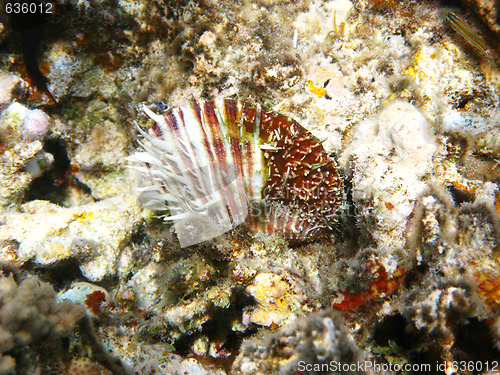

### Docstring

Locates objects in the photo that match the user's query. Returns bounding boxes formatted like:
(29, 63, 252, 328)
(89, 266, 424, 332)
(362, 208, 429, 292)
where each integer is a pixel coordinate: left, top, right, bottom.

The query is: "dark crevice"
(446, 183, 475, 205)
(173, 286, 257, 371)
(22, 258, 85, 291)
(373, 313, 416, 350)
(372, 313, 444, 375)
(454, 318, 500, 367)
(24, 138, 92, 205)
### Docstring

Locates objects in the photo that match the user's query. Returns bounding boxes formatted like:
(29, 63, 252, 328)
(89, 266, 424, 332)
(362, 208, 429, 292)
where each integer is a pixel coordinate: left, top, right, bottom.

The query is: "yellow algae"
(404, 65, 428, 81)
(404, 50, 435, 84)
(73, 211, 95, 222)
(382, 93, 397, 106)
(306, 80, 326, 98)
(38, 240, 69, 264)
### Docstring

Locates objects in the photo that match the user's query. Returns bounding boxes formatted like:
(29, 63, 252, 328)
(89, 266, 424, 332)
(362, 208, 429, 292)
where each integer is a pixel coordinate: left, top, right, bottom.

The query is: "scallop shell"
(128, 100, 342, 246)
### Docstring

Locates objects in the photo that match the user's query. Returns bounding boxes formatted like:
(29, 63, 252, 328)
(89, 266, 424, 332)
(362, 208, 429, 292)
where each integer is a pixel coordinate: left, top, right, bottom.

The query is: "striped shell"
(128, 100, 342, 246)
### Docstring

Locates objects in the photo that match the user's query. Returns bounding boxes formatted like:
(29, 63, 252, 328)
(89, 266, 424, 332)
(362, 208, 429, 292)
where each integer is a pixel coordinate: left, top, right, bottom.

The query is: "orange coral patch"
(333, 262, 405, 311)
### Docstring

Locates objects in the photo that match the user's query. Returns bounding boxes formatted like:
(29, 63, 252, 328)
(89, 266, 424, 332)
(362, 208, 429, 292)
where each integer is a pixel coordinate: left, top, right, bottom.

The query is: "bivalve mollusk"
(128, 100, 343, 246)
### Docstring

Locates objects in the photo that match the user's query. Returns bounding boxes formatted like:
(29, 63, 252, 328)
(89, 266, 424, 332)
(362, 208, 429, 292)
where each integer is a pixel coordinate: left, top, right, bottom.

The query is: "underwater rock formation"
(342, 100, 437, 254)
(0, 195, 142, 280)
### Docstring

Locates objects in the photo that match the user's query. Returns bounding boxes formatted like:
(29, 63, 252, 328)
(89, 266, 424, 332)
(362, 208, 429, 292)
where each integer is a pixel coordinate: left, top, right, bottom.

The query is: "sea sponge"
(0, 274, 85, 374)
(232, 309, 364, 374)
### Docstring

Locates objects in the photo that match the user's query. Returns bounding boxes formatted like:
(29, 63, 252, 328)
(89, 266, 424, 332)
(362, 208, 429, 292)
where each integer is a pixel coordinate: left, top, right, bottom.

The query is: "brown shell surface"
(241, 104, 343, 238)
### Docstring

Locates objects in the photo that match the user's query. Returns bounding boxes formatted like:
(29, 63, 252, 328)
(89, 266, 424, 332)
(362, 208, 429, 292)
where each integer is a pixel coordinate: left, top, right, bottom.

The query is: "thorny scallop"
(128, 99, 343, 245)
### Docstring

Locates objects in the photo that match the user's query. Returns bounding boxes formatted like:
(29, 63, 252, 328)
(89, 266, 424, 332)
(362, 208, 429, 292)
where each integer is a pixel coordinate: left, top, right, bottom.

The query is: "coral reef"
(245, 271, 307, 327)
(0, 102, 54, 206)
(460, 0, 500, 35)
(66, 357, 109, 375)
(59, 282, 112, 316)
(0, 140, 45, 207)
(0, 0, 499, 373)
